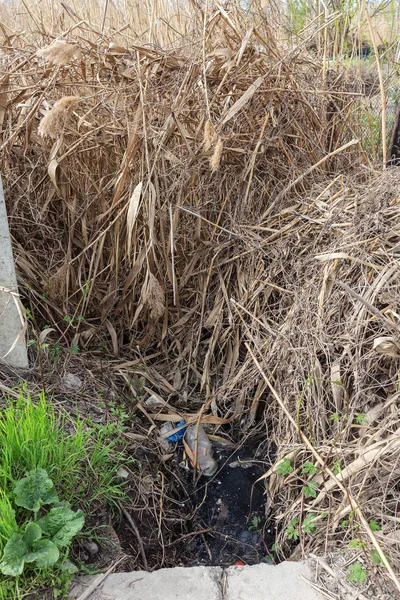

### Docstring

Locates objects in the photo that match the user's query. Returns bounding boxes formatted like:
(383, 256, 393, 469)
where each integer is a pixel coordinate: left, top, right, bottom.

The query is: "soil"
(186, 445, 275, 567)
(0, 362, 276, 578)
(311, 553, 399, 600)
(114, 441, 275, 570)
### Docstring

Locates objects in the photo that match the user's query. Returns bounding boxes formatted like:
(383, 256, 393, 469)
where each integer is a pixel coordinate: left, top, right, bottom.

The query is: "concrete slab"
(69, 563, 321, 600)
(0, 175, 28, 369)
(225, 562, 320, 600)
(69, 566, 224, 600)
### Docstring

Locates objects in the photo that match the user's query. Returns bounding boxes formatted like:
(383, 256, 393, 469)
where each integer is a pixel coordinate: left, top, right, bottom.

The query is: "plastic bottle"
(185, 424, 218, 476)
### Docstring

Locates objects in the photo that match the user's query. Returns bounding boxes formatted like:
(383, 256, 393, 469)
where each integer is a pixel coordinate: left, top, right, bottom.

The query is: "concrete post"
(0, 175, 28, 369)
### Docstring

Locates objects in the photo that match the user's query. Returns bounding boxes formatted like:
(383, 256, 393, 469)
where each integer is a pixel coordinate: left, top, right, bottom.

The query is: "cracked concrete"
(69, 562, 322, 600)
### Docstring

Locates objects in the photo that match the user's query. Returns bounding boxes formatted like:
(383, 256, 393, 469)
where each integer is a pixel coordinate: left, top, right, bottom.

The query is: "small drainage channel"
(185, 444, 275, 567)
(70, 439, 290, 600)
(114, 439, 277, 571)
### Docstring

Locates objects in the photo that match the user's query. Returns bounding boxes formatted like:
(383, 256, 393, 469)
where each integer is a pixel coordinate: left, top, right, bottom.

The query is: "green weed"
(0, 387, 127, 511)
(0, 388, 130, 598)
(349, 539, 365, 550)
(369, 520, 381, 532)
(276, 458, 293, 476)
(302, 513, 317, 535)
(285, 513, 318, 542)
(348, 562, 367, 585)
(248, 516, 262, 532)
(333, 461, 342, 475)
(355, 413, 368, 425)
(0, 469, 84, 599)
(302, 481, 318, 499)
(286, 517, 300, 541)
(301, 461, 317, 476)
(0, 494, 18, 554)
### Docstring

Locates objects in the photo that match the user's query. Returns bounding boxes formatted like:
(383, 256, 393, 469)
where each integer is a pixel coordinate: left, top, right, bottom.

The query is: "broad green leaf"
(14, 469, 59, 512)
(25, 540, 59, 568)
(0, 534, 27, 576)
(22, 522, 42, 547)
(0, 519, 59, 575)
(37, 507, 84, 549)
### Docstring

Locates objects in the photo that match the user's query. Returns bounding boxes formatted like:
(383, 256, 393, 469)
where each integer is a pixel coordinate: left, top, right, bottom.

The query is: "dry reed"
(38, 96, 79, 138)
(1, 0, 400, 591)
(37, 41, 81, 66)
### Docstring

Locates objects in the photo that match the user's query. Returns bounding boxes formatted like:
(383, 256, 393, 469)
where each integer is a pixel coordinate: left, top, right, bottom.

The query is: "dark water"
(187, 445, 275, 567)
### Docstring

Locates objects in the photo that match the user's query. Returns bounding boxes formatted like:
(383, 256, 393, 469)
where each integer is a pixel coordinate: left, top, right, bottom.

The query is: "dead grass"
(1, 1, 400, 595)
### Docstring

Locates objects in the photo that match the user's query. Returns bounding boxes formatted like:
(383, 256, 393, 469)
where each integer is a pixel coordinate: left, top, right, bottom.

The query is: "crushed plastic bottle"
(185, 424, 218, 477)
(159, 421, 186, 445)
(167, 421, 186, 442)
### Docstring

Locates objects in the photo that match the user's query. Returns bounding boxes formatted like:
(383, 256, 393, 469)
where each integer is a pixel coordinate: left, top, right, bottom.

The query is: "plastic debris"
(167, 420, 186, 442)
(185, 424, 218, 477)
(159, 421, 186, 443)
(158, 423, 174, 451)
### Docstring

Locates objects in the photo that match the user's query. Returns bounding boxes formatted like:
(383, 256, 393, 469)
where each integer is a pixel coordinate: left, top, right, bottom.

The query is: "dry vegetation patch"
(1, 1, 400, 596)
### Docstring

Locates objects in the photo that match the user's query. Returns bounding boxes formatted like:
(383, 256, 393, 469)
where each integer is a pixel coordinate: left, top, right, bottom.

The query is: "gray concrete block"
(69, 562, 321, 600)
(225, 562, 320, 600)
(0, 175, 28, 369)
(69, 566, 224, 600)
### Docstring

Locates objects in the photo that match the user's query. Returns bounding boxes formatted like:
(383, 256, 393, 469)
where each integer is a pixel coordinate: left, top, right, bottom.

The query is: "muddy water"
(187, 445, 275, 567)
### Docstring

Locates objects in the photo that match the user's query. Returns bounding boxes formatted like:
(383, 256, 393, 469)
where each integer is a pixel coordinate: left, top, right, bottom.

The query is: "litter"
(185, 424, 218, 477)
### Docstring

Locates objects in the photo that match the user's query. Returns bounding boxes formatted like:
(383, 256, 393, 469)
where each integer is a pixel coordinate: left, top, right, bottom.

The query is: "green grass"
(0, 494, 18, 554)
(0, 387, 127, 511)
(0, 387, 131, 599)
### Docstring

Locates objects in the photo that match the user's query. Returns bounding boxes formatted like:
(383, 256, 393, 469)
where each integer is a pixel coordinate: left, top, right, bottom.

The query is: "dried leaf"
(315, 252, 349, 262)
(236, 28, 253, 66)
(373, 337, 400, 358)
(126, 181, 143, 255)
(314, 434, 400, 502)
(105, 320, 119, 356)
(48, 159, 60, 193)
(210, 137, 223, 172)
(108, 42, 126, 54)
(331, 360, 343, 413)
(222, 76, 264, 124)
(0, 74, 9, 136)
(39, 328, 56, 344)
